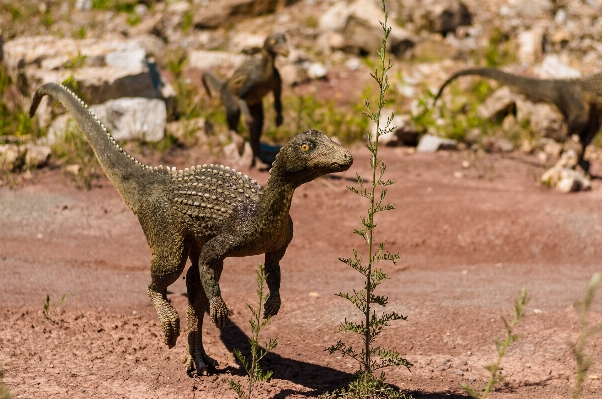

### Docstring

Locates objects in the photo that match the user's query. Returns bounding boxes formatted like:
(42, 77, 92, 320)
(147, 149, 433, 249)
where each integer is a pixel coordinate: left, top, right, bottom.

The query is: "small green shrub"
(325, 2, 412, 397)
(461, 288, 528, 399)
(572, 273, 602, 399)
(229, 263, 277, 399)
(43, 293, 67, 322)
(0, 362, 10, 399)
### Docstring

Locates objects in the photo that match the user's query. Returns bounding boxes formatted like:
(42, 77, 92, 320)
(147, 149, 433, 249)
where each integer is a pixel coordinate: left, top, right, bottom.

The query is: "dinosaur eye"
(301, 143, 310, 152)
(270, 39, 276, 45)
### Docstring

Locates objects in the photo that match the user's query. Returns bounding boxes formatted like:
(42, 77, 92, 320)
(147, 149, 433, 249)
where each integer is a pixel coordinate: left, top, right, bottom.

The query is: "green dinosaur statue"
(434, 67, 602, 171)
(29, 82, 353, 375)
(202, 33, 290, 168)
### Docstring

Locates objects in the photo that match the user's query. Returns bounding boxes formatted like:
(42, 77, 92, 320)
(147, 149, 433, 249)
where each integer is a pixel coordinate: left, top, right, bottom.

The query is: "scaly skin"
(435, 67, 602, 171)
(202, 33, 289, 167)
(30, 82, 353, 376)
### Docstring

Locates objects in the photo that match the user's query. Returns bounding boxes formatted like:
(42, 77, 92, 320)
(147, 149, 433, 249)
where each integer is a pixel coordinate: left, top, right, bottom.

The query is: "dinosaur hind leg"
(148, 238, 189, 348)
(248, 102, 264, 167)
(184, 253, 220, 375)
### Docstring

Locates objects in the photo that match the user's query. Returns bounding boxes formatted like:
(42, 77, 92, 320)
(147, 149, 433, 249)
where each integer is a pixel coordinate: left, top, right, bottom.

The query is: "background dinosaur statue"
(29, 82, 353, 376)
(202, 33, 290, 168)
(434, 67, 602, 171)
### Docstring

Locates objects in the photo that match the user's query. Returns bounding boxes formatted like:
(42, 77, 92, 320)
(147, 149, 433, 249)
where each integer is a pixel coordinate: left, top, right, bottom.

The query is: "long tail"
(201, 72, 225, 98)
(434, 67, 558, 104)
(29, 83, 159, 205)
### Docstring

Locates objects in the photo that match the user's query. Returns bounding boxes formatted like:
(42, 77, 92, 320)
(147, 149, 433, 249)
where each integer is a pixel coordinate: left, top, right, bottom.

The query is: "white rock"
(533, 54, 582, 79)
(25, 145, 52, 167)
(75, 0, 92, 11)
(105, 47, 147, 70)
(223, 141, 253, 168)
(306, 62, 328, 80)
(0, 144, 20, 170)
(345, 57, 361, 71)
(517, 28, 544, 65)
(417, 134, 457, 152)
(187, 50, 247, 71)
(50, 98, 166, 142)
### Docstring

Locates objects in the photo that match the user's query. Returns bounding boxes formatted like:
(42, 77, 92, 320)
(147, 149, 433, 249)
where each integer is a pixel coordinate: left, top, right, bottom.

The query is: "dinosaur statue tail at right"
(434, 67, 558, 104)
(201, 72, 225, 98)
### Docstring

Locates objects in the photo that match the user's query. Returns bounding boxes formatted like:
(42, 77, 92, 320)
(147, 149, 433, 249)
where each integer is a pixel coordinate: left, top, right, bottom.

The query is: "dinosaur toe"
(210, 297, 229, 328)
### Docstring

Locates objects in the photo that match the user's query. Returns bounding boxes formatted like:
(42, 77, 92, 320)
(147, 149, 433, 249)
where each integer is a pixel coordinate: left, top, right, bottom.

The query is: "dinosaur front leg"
(263, 229, 291, 318)
(199, 234, 238, 328)
(184, 257, 219, 376)
(148, 240, 189, 348)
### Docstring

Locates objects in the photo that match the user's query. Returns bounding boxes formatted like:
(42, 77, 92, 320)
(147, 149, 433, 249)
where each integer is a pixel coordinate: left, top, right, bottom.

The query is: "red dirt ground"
(1, 145, 602, 398)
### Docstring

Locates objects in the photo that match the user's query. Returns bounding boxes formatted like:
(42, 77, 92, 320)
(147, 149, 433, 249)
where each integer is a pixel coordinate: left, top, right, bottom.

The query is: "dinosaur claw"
(263, 294, 281, 319)
(209, 297, 229, 328)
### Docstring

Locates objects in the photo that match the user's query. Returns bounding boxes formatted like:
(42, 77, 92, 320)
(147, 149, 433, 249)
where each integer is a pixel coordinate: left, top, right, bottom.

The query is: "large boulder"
(413, 0, 472, 36)
(193, 0, 299, 29)
(477, 86, 516, 121)
(515, 97, 568, 141)
(49, 97, 167, 143)
(318, 0, 414, 57)
(3, 36, 174, 125)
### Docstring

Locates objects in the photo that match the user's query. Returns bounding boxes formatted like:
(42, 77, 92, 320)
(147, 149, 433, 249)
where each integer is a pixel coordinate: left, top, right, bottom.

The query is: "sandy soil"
(1, 145, 602, 399)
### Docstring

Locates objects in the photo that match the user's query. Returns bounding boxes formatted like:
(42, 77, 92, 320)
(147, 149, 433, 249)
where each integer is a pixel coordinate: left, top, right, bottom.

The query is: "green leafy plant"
(43, 293, 67, 321)
(326, 1, 412, 397)
(229, 263, 278, 399)
(461, 288, 528, 399)
(572, 272, 602, 399)
(0, 362, 10, 399)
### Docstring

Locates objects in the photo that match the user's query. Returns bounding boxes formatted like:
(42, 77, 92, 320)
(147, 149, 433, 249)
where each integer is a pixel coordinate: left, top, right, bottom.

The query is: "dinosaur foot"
(184, 351, 219, 376)
(148, 289, 181, 348)
(209, 296, 229, 328)
(263, 293, 281, 319)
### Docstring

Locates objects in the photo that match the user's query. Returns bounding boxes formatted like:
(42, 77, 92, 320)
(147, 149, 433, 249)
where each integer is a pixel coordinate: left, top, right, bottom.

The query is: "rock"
(413, 0, 472, 36)
(223, 141, 253, 168)
(24, 145, 52, 168)
(539, 138, 563, 158)
(517, 27, 545, 65)
(50, 98, 166, 143)
(105, 47, 147, 70)
(319, 0, 413, 57)
(515, 97, 567, 141)
(515, 0, 553, 19)
(482, 137, 514, 153)
(74, 0, 92, 11)
(533, 54, 582, 79)
(65, 164, 81, 176)
(541, 149, 591, 193)
(417, 134, 458, 152)
(477, 86, 516, 121)
(193, 0, 298, 29)
(306, 62, 328, 80)
(0, 144, 20, 170)
(186, 50, 247, 71)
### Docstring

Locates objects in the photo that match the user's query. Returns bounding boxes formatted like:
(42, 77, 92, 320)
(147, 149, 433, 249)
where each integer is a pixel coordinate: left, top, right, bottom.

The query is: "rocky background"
(1, 0, 602, 191)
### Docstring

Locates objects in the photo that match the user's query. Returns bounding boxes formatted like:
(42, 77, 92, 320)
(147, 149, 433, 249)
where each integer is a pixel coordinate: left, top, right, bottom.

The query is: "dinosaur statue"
(29, 82, 353, 375)
(434, 67, 602, 171)
(202, 33, 290, 168)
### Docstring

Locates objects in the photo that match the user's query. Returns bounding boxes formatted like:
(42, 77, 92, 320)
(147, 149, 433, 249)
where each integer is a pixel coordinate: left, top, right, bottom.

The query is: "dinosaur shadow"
(218, 319, 355, 395)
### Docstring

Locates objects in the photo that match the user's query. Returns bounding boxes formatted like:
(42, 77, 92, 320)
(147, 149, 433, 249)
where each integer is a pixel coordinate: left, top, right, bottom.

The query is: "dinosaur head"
(271, 129, 353, 186)
(264, 33, 290, 57)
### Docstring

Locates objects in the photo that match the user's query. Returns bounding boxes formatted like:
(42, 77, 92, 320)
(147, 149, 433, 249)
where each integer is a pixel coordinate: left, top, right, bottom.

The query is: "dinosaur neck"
(261, 167, 296, 222)
(30, 83, 158, 210)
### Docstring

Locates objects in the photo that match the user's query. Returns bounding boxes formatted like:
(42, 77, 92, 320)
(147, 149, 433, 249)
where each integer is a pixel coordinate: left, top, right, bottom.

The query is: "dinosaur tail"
(30, 83, 157, 206)
(434, 67, 556, 104)
(201, 72, 225, 98)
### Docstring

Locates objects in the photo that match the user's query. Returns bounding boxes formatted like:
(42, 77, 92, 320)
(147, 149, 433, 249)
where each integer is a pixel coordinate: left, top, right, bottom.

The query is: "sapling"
(0, 362, 9, 399)
(461, 288, 528, 399)
(43, 293, 67, 322)
(326, 1, 412, 396)
(229, 263, 277, 399)
(572, 272, 602, 399)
